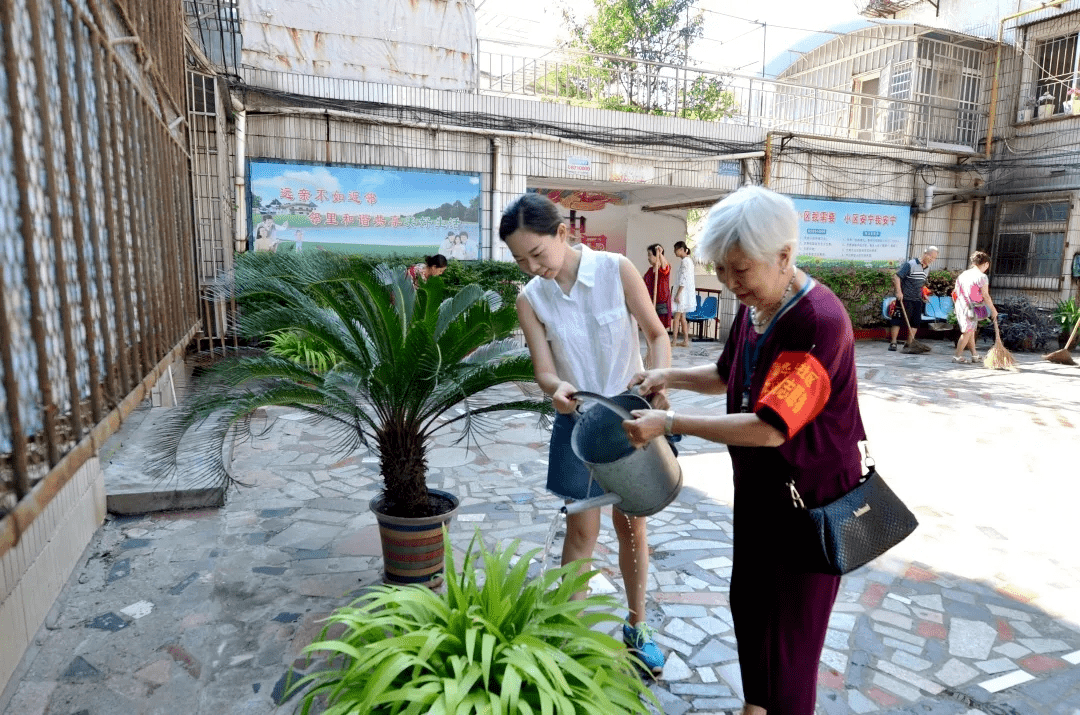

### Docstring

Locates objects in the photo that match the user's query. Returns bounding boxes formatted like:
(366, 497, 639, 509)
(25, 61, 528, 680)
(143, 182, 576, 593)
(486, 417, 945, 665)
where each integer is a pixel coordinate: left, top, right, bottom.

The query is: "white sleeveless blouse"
(521, 245, 643, 397)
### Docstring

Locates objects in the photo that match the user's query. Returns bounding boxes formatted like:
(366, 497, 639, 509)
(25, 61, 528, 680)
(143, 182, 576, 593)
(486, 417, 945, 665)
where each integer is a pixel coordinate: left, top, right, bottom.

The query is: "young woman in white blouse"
(499, 192, 670, 676)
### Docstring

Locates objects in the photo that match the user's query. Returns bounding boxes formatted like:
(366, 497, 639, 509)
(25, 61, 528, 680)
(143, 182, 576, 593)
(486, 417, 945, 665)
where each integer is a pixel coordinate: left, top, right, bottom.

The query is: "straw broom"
(897, 298, 932, 354)
(984, 315, 1017, 370)
(1044, 317, 1080, 366)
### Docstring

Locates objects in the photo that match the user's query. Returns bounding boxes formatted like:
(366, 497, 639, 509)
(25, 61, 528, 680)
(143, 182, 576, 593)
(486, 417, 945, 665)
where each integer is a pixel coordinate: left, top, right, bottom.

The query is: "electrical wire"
(233, 81, 766, 158)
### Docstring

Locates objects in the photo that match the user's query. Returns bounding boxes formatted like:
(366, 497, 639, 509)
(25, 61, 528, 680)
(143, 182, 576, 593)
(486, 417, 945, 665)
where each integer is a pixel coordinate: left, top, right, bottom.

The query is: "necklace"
(750, 270, 797, 330)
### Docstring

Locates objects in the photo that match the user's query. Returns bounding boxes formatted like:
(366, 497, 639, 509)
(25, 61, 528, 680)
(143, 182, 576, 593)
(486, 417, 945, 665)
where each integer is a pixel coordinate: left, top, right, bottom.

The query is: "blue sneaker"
(623, 622, 664, 676)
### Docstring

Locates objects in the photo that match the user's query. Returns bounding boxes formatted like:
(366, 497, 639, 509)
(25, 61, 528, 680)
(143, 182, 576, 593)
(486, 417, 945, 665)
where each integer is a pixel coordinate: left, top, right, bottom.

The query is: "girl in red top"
(643, 244, 671, 328)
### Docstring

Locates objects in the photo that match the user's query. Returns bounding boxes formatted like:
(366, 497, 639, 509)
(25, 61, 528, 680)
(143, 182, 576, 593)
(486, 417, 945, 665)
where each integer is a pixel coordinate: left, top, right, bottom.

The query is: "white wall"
(238, 0, 477, 90)
(0, 460, 105, 696)
(625, 207, 688, 275)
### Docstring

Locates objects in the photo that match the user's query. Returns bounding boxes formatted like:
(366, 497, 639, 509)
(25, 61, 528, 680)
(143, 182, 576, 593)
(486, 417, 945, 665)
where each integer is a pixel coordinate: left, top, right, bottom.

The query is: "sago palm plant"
(290, 531, 658, 714)
(152, 251, 549, 517)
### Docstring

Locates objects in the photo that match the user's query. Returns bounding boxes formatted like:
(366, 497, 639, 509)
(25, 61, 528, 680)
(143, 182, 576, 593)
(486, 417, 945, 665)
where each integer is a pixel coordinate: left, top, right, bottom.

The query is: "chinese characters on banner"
(791, 198, 910, 263)
(250, 160, 482, 257)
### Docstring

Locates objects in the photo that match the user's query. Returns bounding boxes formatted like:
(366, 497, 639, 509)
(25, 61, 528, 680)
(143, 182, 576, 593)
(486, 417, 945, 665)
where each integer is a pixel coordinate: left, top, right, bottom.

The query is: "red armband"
(755, 351, 831, 438)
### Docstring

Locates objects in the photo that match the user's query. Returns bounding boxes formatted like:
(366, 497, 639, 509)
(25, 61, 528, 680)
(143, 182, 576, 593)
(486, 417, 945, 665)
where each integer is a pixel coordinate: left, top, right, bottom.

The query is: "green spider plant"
(152, 251, 550, 517)
(290, 530, 658, 714)
(265, 329, 344, 374)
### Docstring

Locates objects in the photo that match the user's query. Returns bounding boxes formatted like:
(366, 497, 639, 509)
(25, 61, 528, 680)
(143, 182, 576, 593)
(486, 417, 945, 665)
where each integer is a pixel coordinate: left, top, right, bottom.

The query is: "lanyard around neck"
(741, 278, 813, 397)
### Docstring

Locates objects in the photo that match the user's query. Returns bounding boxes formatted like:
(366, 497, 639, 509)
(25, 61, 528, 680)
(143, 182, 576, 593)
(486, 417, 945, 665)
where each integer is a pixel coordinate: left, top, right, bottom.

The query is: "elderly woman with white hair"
(623, 185, 867, 715)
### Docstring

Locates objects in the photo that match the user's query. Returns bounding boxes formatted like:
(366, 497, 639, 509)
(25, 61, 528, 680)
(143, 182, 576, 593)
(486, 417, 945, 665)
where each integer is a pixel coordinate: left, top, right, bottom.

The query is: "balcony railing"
(476, 46, 987, 152)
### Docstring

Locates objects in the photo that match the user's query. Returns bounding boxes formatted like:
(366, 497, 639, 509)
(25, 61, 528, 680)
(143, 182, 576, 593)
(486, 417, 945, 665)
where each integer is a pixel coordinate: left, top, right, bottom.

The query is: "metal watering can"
(563, 391, 683, 517)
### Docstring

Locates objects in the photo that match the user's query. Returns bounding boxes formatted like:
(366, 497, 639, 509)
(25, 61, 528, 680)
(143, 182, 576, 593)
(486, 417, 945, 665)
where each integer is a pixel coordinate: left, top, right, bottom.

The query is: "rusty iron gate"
(0, 0, 199, 519)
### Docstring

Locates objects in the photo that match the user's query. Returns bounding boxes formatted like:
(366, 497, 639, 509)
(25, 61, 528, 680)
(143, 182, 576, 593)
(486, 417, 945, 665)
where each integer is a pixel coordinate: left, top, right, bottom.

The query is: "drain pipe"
(490, 137, 502, 261)
(968, 197, 984, 257)
(985, 0, 1069, 159)
(918, 185, 986, 213)
(232, 93, 247, 253)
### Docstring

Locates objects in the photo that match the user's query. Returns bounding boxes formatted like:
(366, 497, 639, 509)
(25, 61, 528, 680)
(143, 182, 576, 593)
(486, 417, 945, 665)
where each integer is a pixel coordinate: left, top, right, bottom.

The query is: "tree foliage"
(564, 0, 703, 70)
(555, 0, 736, 118)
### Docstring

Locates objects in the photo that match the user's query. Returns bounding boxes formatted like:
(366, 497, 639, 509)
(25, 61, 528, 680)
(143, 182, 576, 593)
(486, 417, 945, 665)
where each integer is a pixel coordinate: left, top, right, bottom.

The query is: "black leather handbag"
(788, 455, 918, 576)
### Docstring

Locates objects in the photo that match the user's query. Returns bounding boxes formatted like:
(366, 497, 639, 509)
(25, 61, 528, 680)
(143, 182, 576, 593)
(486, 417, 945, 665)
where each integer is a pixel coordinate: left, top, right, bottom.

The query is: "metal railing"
(1, 0, 199, 512)
(476, 46, 988, 152)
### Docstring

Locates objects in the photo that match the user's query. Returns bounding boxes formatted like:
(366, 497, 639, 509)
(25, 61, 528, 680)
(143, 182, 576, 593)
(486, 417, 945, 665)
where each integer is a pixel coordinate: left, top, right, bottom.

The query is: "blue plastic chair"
(922, 295, 953, 323)
(686, 295, 718, 340)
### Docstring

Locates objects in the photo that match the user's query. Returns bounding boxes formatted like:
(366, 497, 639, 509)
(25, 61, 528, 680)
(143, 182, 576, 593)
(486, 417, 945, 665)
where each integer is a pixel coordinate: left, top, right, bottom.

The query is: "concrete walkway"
(2, 336, 1079, 714)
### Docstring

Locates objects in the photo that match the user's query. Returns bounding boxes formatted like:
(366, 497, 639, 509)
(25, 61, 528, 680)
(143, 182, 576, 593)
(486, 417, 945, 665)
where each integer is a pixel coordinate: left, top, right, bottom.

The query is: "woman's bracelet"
(664, 410, 676, 436)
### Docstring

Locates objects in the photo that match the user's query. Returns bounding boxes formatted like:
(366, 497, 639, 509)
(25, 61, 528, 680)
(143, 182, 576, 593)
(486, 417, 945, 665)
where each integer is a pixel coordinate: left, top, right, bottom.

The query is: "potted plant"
(152, 252, 550, 587)
(1052, 298, 1080, 349)
(288, 532, 659, 713)
(1038, 90, 1057, 119)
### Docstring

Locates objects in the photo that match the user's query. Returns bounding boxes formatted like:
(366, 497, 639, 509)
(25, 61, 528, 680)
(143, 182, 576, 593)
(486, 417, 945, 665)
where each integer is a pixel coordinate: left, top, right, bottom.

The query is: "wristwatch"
(664, 410, 676, 436)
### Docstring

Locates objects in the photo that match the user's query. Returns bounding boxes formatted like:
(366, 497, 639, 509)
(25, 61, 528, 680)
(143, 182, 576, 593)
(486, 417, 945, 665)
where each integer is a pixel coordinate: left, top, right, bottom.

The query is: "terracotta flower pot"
(370, 489, 460, 588)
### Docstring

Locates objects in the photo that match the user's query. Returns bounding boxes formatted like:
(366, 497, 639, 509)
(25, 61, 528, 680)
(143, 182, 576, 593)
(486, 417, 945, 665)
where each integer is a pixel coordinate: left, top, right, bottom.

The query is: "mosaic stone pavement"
(3, 337, 1080, 714)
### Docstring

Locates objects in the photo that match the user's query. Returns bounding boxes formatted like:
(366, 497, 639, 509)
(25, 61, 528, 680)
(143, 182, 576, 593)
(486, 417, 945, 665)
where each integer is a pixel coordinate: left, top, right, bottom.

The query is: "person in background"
(406, 254, 448, 286)
(952, 251, 997, 363)
(256, 214, 278, 251)
(439, 230, 457, 258)
(670, 240, 697, 348)
(293, 229, 304, 253)
(622, 185, 868, 715)
(643, 244, 671, 367)
(889, 246, 938, 352)
(499, 192, 669, 677)
(457, 231, 476, 260)
(254, 223, 279, 253)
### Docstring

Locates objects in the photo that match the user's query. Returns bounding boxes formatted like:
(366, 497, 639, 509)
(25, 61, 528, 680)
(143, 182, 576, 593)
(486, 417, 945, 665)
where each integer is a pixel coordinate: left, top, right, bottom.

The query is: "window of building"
(885, 61, 914, 137)
(851, 72, 882, 141)
(1032, 34, 1078, 117)
(992, 201, 1068, 285)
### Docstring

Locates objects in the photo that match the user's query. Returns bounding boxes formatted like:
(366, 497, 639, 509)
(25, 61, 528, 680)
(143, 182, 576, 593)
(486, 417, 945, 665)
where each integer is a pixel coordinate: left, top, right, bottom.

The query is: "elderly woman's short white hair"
(695, 185, 799, 266)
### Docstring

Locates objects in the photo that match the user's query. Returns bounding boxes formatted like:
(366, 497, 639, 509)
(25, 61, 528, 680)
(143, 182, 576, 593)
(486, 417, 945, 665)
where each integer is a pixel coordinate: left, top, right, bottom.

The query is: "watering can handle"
(570, 391, 636, 421)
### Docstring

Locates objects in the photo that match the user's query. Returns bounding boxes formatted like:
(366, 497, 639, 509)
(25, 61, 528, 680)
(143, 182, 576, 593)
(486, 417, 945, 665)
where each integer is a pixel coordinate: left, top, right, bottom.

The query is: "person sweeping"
(889, 247, 938, 354)
(951, 251, 997, 364)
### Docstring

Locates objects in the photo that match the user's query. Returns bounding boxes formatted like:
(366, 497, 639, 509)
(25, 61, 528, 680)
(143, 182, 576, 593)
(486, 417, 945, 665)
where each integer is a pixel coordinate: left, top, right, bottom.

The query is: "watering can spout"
(561, 492, 622, 515)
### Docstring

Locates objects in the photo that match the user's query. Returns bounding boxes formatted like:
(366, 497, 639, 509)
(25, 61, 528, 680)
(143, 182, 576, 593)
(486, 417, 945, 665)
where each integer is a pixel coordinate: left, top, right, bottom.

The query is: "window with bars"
(1033, 34, 1077, 116)
(992, 201, 1068, 282)
(885, 61, 913, 136)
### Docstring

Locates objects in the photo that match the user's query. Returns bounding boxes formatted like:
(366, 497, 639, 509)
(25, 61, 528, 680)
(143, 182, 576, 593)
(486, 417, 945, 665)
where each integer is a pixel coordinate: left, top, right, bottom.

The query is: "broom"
(1044, 317, 1080, 366)
(984, 315, 1017, 370)
(897, 298, 932, 354)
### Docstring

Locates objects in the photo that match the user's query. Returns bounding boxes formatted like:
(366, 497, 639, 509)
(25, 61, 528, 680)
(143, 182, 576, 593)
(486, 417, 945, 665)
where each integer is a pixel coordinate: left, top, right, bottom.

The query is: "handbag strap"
(787, 441, 874, 510)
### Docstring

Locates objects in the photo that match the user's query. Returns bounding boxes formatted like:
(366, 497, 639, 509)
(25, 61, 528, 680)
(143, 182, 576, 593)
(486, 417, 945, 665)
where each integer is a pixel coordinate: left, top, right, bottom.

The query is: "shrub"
(987, 295, 1058, 351)
(291, 532, 658, 714)
(264, 330, 342, 373)
(1052, 298, 1080, 337)
(925, 269, 961, 297)
(800, 263, 894, 328)
(235, 253, 527, 333)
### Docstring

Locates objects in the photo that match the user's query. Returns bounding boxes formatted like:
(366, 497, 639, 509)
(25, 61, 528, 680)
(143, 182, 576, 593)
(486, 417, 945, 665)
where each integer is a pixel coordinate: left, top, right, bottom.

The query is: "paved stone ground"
(3, 336, 1080, 714)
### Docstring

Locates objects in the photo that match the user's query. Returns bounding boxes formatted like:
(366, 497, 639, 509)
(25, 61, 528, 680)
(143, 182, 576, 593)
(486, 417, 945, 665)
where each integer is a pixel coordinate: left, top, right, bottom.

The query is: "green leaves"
(1053, 298, 1080, 334)
(291, 531, 657, 714)
(151, 252, 551, 516)
(800, 263, 895, 328)
(558, 0, 710, 115)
